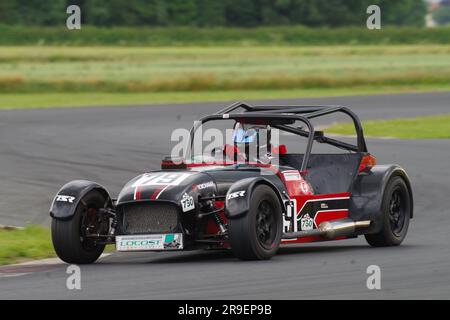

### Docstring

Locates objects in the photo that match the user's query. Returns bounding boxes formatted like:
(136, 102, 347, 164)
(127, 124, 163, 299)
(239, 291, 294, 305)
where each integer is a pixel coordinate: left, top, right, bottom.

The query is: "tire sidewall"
(246, 185, 283, 259)
(381, 176, 411, 245)
(51, 190, 107, 264)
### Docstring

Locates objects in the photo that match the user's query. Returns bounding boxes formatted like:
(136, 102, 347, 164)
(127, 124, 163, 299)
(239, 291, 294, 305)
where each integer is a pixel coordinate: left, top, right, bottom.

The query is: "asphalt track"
(0, 92, 449, 299)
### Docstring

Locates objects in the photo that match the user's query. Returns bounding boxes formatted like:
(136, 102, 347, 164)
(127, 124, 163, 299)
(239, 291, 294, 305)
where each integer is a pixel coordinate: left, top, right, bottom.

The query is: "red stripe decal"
(314, 210, 349, 226)
(135, 186, 142, 200)
(150, 186, 166, 200)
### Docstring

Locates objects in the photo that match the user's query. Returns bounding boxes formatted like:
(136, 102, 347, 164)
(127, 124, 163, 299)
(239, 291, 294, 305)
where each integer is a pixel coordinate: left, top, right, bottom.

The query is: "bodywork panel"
(349, 164, 413, 233)
(50, 180, 112, 220)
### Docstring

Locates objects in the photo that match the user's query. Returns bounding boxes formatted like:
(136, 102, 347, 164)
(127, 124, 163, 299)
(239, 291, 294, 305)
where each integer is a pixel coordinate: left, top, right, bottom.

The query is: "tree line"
(0, 0, 427, 27)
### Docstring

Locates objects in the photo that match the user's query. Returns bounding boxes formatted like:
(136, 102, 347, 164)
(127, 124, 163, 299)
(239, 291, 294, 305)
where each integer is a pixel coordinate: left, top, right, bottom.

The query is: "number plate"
(116, 234, 183, 251)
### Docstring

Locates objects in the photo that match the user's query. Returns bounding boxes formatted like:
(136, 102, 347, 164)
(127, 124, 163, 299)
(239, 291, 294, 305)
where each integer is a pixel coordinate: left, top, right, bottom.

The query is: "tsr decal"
(227, 190, 246, 200)
(56, 195, 75, 203)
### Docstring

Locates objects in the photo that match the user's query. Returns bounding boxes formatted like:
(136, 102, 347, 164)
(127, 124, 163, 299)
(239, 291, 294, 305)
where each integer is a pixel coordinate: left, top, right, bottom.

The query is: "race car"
(49, 102, 413, 263)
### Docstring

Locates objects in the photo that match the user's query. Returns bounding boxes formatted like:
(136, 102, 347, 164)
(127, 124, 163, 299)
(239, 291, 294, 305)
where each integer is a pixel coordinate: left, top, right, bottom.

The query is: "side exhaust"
(282, 218, 371, 240)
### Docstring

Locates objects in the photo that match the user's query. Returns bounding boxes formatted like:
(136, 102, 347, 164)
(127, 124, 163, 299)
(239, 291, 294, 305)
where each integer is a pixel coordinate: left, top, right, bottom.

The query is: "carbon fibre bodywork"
(50, 180, 113, 220)
(349, 164, 413, 234)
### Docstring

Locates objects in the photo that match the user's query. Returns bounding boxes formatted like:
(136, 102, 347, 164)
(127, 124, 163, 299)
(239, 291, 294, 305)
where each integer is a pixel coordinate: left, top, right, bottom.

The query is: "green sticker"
(164, 234, 174, 243)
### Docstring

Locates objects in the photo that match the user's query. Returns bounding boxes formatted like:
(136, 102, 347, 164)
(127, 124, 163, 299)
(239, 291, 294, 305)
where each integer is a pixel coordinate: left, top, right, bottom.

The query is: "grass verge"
(327, 114, 450, 139)
(0, 225, 54, 265)
(0, 85, 449, 110)
(0, 225, 116, 265)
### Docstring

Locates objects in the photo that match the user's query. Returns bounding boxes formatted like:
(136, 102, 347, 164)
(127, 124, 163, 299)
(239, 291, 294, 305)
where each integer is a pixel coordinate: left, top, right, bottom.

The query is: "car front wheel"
(228, 185, 283, 260)
(51, 190, 109, 264)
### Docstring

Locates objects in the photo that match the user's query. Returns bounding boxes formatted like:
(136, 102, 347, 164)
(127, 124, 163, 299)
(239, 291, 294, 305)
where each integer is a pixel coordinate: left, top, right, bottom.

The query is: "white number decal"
(181, 194, 195, 212)
(133, 173, 191, 187)
(300, 213, 314, 231)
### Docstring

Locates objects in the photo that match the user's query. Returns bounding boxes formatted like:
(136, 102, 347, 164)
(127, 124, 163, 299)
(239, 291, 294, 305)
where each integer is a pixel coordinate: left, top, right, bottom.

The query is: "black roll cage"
(189, 102, 367, 172)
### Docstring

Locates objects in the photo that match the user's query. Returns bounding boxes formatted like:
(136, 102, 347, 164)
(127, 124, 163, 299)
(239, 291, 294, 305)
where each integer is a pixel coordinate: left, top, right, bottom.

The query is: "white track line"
(0, 253, 113, 279)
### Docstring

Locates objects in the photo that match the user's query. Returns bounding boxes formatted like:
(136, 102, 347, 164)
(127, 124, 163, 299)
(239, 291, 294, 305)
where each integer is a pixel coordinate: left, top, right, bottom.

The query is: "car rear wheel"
(51, 190, 109, 264)
(228, 185, 282, 260)
(365, 176, 411, 247)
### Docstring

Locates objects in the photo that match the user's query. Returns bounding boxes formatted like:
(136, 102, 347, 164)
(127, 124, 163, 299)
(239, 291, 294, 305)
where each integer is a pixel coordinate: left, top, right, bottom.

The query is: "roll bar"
(188, 102, 368, 171)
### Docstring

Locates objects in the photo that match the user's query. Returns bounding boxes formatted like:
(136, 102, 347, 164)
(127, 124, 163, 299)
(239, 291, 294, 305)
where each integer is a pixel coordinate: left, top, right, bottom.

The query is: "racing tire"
(365, 176, 411, 247)
(51, 190, 107, 264)
(228, 185, 283, 260)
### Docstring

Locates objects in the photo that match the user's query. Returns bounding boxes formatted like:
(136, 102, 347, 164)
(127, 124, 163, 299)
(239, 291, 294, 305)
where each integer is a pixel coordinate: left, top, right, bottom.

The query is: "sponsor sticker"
(196, 181, 215, 190)
(282, 170, 302, 181)
(181, 193, 195, 212)
(300, 213, 314, 231)
(116, 234, 183, 251)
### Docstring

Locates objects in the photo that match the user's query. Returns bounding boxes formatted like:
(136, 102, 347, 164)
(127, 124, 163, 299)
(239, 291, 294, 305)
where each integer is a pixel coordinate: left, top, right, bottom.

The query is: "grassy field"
(0, 45, 449, 108)
(328, 114, 450, 139)
(0, 225, 54, 265)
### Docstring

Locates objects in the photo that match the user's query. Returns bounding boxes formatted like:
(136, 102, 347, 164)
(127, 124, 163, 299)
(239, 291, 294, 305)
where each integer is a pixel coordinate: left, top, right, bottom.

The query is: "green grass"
(1, 25, 450, 46)
(1, 45, 450, 94)
(328, 114, 450, 139)
(0, 225, 116, 265)
(0, 225, 55, 265)
(0, 44, 449, 109)
(1, 85, 449, 109)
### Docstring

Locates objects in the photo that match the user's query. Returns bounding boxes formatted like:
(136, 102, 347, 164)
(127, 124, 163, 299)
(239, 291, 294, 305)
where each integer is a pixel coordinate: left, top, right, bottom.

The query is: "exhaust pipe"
(283, 218, 371, 240)
(319, 219, 371, 239)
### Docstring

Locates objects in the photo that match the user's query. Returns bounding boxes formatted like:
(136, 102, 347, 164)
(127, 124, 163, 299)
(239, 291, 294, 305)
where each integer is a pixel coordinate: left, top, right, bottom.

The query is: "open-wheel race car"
(50, 102, 413, 263)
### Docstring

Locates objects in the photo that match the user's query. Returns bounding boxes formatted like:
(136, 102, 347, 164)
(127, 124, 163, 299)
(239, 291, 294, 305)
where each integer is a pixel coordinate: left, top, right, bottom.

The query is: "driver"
(228, 123, 271, 164)
(232, 126, 257, 145)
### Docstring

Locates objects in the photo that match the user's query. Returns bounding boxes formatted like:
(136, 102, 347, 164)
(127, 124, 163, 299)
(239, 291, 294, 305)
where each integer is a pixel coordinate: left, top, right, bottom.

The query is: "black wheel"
(228, 185, 282, 260)
(51, 190, 109, 264)
(365, 176, 411, 247)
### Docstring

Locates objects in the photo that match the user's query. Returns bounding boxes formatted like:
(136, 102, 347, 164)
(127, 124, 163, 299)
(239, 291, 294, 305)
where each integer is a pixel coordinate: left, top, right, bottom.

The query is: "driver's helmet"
(232, 123, 257, 144)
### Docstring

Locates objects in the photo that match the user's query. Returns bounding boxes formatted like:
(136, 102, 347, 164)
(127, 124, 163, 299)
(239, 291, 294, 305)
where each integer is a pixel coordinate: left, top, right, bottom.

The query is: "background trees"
(0, 0, 428, 27)
(433, 6, 450, 25)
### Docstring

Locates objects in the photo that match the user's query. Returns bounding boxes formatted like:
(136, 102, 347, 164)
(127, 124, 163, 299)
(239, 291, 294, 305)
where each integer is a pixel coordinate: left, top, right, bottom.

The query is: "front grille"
(119, 202, 179, 235)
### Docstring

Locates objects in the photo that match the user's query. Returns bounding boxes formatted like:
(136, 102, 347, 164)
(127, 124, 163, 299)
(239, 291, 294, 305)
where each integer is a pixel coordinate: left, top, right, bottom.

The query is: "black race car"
(50, 103, 413, 263)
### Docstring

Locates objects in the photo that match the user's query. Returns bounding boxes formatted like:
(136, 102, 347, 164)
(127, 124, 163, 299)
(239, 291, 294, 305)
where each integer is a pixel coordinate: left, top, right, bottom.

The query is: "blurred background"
(0, 0, 449, 109)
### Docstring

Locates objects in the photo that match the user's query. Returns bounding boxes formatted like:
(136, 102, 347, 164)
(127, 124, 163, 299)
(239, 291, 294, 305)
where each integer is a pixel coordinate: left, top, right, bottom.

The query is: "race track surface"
(0, 92, 449, 299)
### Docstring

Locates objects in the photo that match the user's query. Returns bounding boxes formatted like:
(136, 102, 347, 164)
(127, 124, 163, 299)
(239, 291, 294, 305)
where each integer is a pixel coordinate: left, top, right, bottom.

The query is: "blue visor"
(233, 129, 256, 143)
